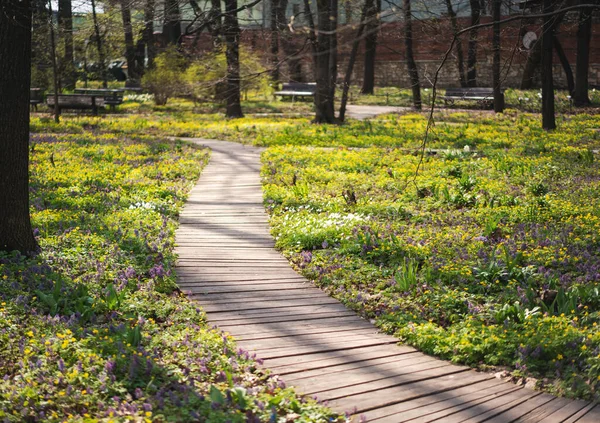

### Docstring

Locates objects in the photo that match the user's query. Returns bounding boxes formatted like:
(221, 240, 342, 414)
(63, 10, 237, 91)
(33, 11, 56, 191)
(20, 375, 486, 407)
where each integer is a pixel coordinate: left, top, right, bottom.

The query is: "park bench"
(46, 94, 105, 115)
(30, 88, 44, 111)
(74, 88, 124, 110)
(274, 82, 316, 102)
(442, 87, 504, 109)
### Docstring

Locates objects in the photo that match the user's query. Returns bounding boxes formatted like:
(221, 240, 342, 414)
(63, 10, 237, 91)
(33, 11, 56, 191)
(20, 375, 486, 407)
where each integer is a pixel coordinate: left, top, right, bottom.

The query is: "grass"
(1, 133, 341, 422)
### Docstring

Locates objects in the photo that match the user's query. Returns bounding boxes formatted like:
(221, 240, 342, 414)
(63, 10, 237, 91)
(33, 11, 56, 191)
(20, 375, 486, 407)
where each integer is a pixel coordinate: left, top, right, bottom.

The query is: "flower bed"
(262, 113, 600, 401)
(0, 134, 339, 422)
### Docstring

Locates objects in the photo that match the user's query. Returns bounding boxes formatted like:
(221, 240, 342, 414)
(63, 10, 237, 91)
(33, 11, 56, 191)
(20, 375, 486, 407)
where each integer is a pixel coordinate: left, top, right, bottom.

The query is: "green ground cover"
(1, 133, 339, 422)
(261, 113, 600, 401)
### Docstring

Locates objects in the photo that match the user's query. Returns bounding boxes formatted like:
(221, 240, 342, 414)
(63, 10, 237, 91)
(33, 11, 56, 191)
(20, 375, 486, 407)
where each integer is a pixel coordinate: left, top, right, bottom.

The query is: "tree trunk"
(224, 0, 243, 118)
(339, 0, 370, 121)
(270, 0, 280, 81)
(143, 0, 156, 68)
(467, 0, 481, 87)
(445, 0, 467, 88)
(541, 0, 556, 130)
(553, 35, 574, 95)
(574, 2, 592, 107)
(48, 0, 60, 123)
(361, 0, 380, 94)
(0, 0, 40, 254)
(120, 0, 140, 86)
(314, 0, 337, 123)
(303, 0, 318, 80)
(91, 0, 108, 88)
(164, 0, 182, 45)
(58, 0, 76, 90)
(404, 0, 421, 110)
(521, 39, 542, 89)
(492, 0, 503, 112)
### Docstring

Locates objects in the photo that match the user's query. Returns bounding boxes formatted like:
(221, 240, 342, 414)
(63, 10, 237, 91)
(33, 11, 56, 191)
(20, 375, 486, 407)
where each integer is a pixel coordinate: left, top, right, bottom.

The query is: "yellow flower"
(557, 354, 563, 360)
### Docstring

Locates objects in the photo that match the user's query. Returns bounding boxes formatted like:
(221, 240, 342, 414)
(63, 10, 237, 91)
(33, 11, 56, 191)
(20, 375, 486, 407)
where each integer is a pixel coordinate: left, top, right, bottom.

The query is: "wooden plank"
(266, 346, 417, 374)
(255, 339, 399, 360)
(481, 393, 558, 423)
(239, 332, 394, 352)
(215, 311, 364, 328)
(327, 371, 494, 414)
(366, 380, 518, 422)
(516, 396, 578, 423)
(441, 389, 541, 423)
(567, 404, 600, 423)
(536, 400, 592, 423)
(295, 358, 456, 396)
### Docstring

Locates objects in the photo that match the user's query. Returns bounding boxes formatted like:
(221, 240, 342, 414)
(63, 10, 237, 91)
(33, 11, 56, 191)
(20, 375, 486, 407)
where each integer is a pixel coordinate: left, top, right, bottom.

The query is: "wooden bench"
(274, 82, 316, 102)
(30, 88, 44, 111)
(74, 88, 124, 110)
(46, 94, 105, 115)
(442, 87, 504, 109)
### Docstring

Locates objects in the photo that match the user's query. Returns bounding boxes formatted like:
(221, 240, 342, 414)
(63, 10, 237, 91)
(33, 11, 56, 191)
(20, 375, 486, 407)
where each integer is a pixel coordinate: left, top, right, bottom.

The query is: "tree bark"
(143, 0, 156, 69)
(467, 0, 481, 87)
(541, 0, 556, 130)
(521, 38, 542, 89)
(120, 0, 140, 86)
(492, 0, 503, 112)
(339, 0, 370, 121)
(0, 0, 40, 254)
(224, 0, 244, 118)
(404, 0, 421, 110)
(48, 0, 60, 123)
(303, 0, 318, 80)
(445, 0, 467, 88)
(313, 0, 337, 123)
(91, 0, 108, 88)
(361, 0, 380, 94)
(270, 0, 281, 81)
(164, 0, 182, 45)
(553, 35, 574, 95)
(574, 2, 592, 106)
(58, 0, 76, 90)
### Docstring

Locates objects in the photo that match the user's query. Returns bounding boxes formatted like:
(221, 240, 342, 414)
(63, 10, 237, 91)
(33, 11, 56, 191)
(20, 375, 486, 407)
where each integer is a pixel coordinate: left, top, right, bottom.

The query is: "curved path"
(175, 139, 599, 422)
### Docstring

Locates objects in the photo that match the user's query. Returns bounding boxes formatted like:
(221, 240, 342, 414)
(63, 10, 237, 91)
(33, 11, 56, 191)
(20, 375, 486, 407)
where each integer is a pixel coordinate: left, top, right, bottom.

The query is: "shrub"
(142, 47, 188, 105)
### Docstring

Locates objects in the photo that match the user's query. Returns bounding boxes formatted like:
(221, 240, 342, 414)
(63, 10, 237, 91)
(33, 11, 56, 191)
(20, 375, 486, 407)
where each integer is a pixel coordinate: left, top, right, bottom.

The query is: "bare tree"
(164, 0, 182, 44)
(0, 0, 40, 254)
(467, 0, 481, 87)
(404, 0, 421, 109)
(58, 0, 76, 89)
(224, 0, 244, 117)
(313, 0, 338, 123)
(541, 0, 556, 130)
(90, 0, 108, 88)
(492, 0, 503, 112)
(361, 0, 380, 94)
(444, 0, 467, 87)
(574, 0, 593, 106)
(120, 0, 141, 86)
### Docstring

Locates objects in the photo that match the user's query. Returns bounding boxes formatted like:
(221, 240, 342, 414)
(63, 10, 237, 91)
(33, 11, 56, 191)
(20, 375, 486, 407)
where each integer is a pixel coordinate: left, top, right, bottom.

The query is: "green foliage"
(142, 47, 188, 105)
(185, 48, 271, 102)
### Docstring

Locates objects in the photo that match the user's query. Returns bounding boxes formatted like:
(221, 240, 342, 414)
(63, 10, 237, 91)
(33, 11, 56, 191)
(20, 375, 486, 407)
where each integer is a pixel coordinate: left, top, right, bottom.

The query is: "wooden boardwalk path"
(175, 139, 599, 422)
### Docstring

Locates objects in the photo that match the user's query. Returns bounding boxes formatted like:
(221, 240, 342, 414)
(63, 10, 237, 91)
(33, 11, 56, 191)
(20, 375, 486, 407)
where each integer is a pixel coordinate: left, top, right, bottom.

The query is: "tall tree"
(164, 0, 182, 44)
(313, 0, 338, 123)
(143, 0, 157, 68)
(224, 0, 244, 118)
(0, 0, 40, 254)
(58, 0, 76, 89)
(492, 0, 503, 112)
(553, 35, 575, 94)
(444, 0, 467, 88)
(361, 0, 380, 94)
(90, 0, 108, 88)
(574, 1, 593, 106)
(467, 0, 481, 87)
(541, 0, 556, 130)
(340, 0, 370, 121)
(270, 0, 281, 81)
(120, 0, 141, 86)
(404, 0, 421, 109)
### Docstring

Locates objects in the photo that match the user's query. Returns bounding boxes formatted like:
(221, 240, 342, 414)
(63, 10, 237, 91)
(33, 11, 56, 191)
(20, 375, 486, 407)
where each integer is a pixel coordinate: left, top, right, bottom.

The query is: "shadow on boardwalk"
(175, 138, 599, 422)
